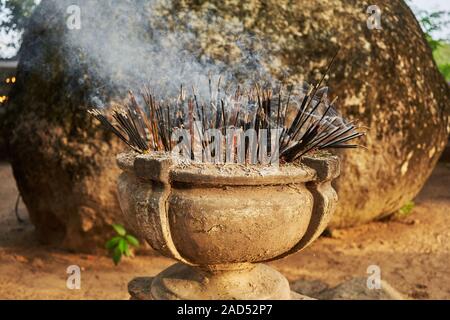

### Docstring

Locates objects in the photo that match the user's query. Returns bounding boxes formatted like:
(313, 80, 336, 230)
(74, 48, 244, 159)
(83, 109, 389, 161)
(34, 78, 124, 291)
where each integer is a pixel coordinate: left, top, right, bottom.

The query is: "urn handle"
(117, 153, 194, 265)
(266, 156, 340, 261)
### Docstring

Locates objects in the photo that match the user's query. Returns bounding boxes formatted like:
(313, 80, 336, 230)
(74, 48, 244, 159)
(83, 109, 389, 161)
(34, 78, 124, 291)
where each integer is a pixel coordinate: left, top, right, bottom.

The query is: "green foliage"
(397, 201, 415, 218)
(106, 224, 140, 265)
(409, 4, 450, 81)
(0, 0, 39, 32)
(111, 223, 126, 236)
(0, 0, 39, 56)
(433, 42, 450, 82)
(425, 34, 442, 52)
(438, 64, 450, 82)
(417, 10, 450, 42)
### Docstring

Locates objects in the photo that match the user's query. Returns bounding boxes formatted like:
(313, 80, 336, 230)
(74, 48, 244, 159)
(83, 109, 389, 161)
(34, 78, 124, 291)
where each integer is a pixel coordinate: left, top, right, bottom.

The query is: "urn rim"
(116, 151, 340, 186)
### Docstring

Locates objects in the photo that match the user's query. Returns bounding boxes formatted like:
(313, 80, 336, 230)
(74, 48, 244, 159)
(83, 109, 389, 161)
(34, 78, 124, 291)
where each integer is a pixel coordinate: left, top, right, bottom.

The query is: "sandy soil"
(0, 161, 449, 300)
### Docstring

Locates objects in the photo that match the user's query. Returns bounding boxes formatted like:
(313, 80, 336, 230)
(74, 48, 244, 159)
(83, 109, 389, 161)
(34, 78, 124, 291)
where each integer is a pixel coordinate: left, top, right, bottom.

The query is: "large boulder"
(2, 0, 449, 251)
(159, 0, 450, 227)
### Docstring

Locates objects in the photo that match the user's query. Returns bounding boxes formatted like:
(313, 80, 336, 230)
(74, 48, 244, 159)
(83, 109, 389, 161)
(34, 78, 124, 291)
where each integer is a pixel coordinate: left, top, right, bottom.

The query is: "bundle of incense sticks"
(88, 55, 365, 164)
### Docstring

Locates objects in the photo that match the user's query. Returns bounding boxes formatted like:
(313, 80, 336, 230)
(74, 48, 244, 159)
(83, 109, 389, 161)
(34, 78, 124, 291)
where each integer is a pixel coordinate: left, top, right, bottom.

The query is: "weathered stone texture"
(2, 0, 448, 251)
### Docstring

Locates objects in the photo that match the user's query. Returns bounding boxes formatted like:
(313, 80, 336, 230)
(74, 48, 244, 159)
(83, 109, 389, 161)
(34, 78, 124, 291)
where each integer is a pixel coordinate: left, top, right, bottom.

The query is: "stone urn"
(116, 151, 340, 300)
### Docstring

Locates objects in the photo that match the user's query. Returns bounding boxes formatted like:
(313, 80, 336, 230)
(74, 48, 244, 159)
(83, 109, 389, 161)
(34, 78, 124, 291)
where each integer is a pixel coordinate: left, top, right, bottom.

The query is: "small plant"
(106, 224, 140, 265)
(396, 200, 415, 218)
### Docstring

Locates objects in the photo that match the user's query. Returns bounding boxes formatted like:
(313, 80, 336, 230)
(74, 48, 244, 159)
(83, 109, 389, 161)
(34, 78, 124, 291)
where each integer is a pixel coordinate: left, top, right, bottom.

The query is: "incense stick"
(88, 52, 364, 163)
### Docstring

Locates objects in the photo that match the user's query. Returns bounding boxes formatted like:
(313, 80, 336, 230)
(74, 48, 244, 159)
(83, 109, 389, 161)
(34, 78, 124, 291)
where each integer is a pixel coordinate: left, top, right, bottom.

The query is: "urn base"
(129, 263, 311, 300)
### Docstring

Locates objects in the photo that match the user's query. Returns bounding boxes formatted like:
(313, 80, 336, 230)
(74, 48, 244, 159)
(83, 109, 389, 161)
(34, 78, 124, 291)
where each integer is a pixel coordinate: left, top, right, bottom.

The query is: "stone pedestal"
(128, 275, 313, 300)
(117, 152, 339, 300)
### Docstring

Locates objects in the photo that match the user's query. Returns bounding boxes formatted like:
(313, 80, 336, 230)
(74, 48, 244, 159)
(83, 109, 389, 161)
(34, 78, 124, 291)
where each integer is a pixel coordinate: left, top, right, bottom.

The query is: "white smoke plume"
(37, 0, 277, 106)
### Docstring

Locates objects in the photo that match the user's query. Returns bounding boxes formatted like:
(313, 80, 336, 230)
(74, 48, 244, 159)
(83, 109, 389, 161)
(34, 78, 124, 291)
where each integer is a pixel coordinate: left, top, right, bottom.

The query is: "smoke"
(44, 0, 278, 107)
(36, 0, 358, 160)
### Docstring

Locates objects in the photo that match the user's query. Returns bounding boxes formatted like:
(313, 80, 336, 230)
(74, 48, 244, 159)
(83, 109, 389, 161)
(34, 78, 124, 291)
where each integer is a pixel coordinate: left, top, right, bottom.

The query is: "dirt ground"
(0, 161, 449, 300)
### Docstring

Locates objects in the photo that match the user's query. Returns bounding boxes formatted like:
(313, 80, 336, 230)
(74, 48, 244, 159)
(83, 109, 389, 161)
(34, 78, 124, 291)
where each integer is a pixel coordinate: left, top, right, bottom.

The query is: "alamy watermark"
(170, 125, 283, 166)
(367, 5, 382, 30)
(366, 264, 382, 289)
(66, 5, 82, 30)
(66, 265, 81, 290)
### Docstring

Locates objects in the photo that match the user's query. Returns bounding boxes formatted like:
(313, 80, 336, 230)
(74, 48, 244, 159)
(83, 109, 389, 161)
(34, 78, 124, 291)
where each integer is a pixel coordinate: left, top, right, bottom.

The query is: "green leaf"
(118, 238, 128, 253)
(112, 247, 122, 265)
(125, 235, 140, 247)
(398, 201, 415, 217)
(105, 236, 121, 250)
(124, 244, 132, 257)
(112, 224, 126, 236)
